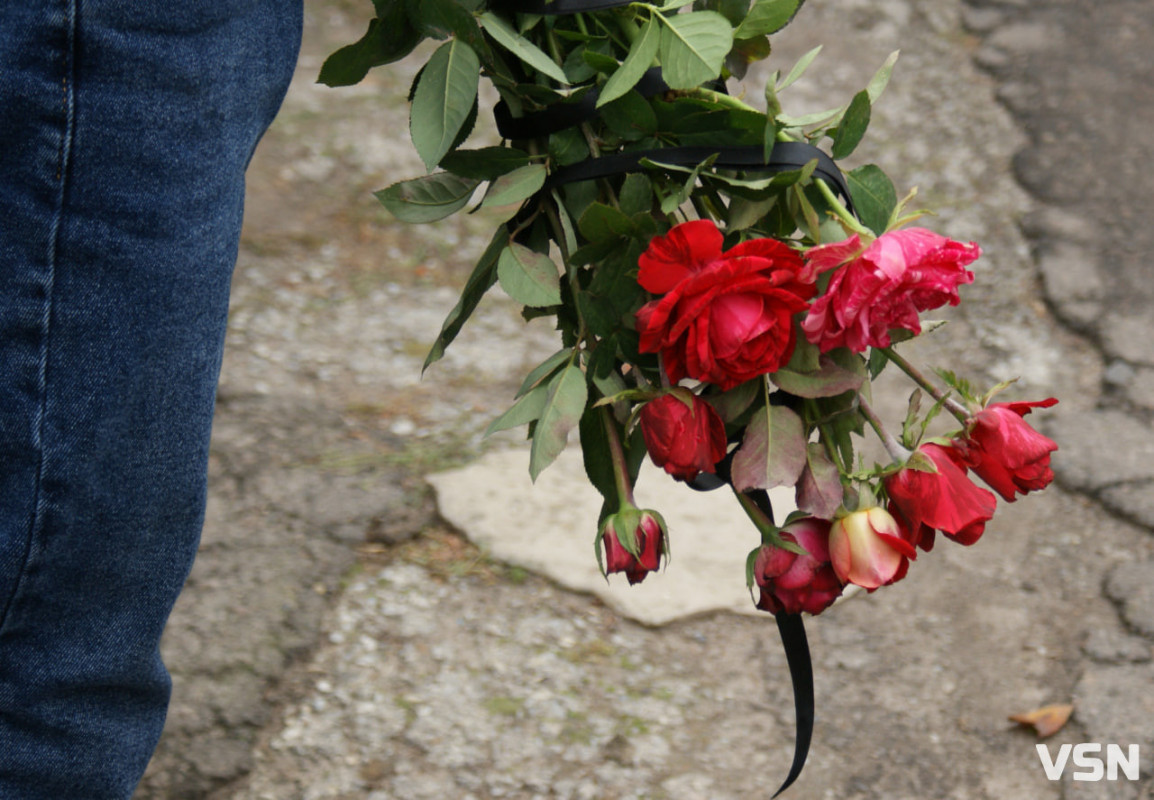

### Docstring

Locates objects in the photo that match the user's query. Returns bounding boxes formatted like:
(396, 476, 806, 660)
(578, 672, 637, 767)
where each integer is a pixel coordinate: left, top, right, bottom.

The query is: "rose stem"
(600, 406, 636, 508)
(731, 489, 799, 552)
(814, 178, 874, 238)
(856, 392, 911, 464)
(879, 346, 970, 423)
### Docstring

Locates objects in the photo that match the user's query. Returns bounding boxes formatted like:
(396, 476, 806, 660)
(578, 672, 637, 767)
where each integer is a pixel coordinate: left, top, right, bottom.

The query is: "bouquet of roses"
(323, 0, 1058, 790)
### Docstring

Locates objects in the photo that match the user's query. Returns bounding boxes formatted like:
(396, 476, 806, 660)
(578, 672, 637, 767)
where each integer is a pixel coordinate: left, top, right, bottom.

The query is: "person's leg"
(0, 1, 301, 795)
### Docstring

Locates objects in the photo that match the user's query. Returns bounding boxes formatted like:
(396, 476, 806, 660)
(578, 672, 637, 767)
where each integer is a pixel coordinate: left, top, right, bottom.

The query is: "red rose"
(639, 393, 727, 481)
(828, 506, 916, 590)
(601, 510, 666, 585)
(956, 399, 1058, 501)
(635, 220, 813, 390)
(800, 228, 980, 353)
(753, 518, 844, 616)
(884, 442, 997, 548)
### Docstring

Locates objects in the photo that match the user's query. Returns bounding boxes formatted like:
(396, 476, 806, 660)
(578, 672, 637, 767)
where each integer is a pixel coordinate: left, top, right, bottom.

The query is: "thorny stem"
(857, 392, 912, 464)
(879, 346, 970, 423)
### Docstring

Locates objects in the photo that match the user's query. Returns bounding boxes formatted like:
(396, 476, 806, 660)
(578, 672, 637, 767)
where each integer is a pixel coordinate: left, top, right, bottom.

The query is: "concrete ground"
(137, 0, 1154, 798)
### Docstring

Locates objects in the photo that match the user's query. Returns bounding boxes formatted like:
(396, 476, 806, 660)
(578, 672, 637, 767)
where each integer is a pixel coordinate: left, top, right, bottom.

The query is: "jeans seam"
(0, 0, 78, 633)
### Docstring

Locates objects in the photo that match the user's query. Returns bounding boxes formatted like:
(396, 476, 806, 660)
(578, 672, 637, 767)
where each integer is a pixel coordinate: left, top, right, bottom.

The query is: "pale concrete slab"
(427, 447, 797, 626)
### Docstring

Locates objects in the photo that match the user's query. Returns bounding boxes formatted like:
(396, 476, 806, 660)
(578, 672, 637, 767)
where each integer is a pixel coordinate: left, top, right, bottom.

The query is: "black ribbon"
(688, 459, 815, 797)
(541, 141, 853, 213)
(773, 612, 813, 797)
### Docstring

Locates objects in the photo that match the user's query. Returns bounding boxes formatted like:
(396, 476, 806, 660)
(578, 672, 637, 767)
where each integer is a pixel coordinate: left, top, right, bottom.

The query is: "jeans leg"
(0, 2, 301, 796)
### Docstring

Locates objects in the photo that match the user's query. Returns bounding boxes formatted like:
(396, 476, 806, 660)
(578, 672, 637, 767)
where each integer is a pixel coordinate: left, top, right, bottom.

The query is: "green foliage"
(734, 0, 800, 39)
(598, 18, 660, 107)
(375, 172, 479, 223)
(410, 39, 480, 171)
(529, 363, 588, 481)
(325, 0, 910, 491)
(317, 7, 422, 87)
(657, 11, 734, 90)
(497, 243, 562, 307)
(846, 164, 898, 235)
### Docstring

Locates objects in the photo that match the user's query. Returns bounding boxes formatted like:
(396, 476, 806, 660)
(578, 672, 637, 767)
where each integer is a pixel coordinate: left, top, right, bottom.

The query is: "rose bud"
(884, 442, 997, 548)
(828, 506, 917, 590)
(634, 219, 814, 390)
(600, 509, 667, 585)
(753, 518, 844, 616)
(800, 228, 979, 353)
(639, 392, 727, 482)
(955, 399, 1059, 502)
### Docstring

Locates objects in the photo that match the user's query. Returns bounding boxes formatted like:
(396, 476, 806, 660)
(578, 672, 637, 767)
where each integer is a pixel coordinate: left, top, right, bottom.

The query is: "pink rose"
(884, 442, 997, 548)
(639, 392, 727, 481)
(753, 518, 844, 616)
(956, 399, 1058, 501)
(635, 220, 813, 390)
(828, 506, 916, 590)
(800, 228, 979, 353)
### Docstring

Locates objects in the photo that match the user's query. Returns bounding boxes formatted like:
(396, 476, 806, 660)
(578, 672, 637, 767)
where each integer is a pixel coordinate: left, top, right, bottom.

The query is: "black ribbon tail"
(773, 612, 814, 798)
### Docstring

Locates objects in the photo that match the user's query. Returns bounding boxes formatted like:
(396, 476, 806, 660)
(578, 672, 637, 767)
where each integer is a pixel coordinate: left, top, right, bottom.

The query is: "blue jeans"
(0, 2, 301, 796)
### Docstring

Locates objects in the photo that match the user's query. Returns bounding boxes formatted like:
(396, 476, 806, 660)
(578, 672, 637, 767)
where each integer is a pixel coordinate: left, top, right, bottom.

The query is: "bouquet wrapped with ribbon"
(323, 0, 1059, 792)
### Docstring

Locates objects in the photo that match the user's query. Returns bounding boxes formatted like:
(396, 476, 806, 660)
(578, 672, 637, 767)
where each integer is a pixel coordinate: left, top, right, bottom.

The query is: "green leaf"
(598, 18, 660, 107)
(728, 34, 771, 80)
(407, 0, 484, 45)
(618, 174, 654, 216)
(582, 49, 621, 75)
(598, 91, 659, 142)
(658, 11, 734, 90)
(866, 50, 900, 104)
(704, 378, 760, 423)
(530, 364, 588, 481)
(726, 195, 775, 231)
(796, 443, 842, 519)
(423, 227, 504, 371)
(776, 44, 821, 92)
(375, 172, 480, 223)
(481, 163, 547, 209)
(485, 381, 550, 436)
(479, 12, 570, 85)
(439, 146, 531, 180)
(578, 202, 635, 243)
(734, 0, 799, 39)
(868, 346, 888, 379)
(846, 164, 897, 236)
(410, 39, 480, 172)
(830, 90, 871, 160)
(730, 403, 808, 492)
(516, 348, 572, 397)
(317, 11, 423, 86)
(497, 243, 562, 307)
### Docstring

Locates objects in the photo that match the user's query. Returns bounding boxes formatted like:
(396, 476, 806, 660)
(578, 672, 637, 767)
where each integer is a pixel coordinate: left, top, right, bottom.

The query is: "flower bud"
(956, 399, 1058, 502)
(828, 506, 916, 590)
(639, 392, 727, 481)
(885, 442, 997, 547)
(600, 509, 667, 585)
(753, 518, 843, 616)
